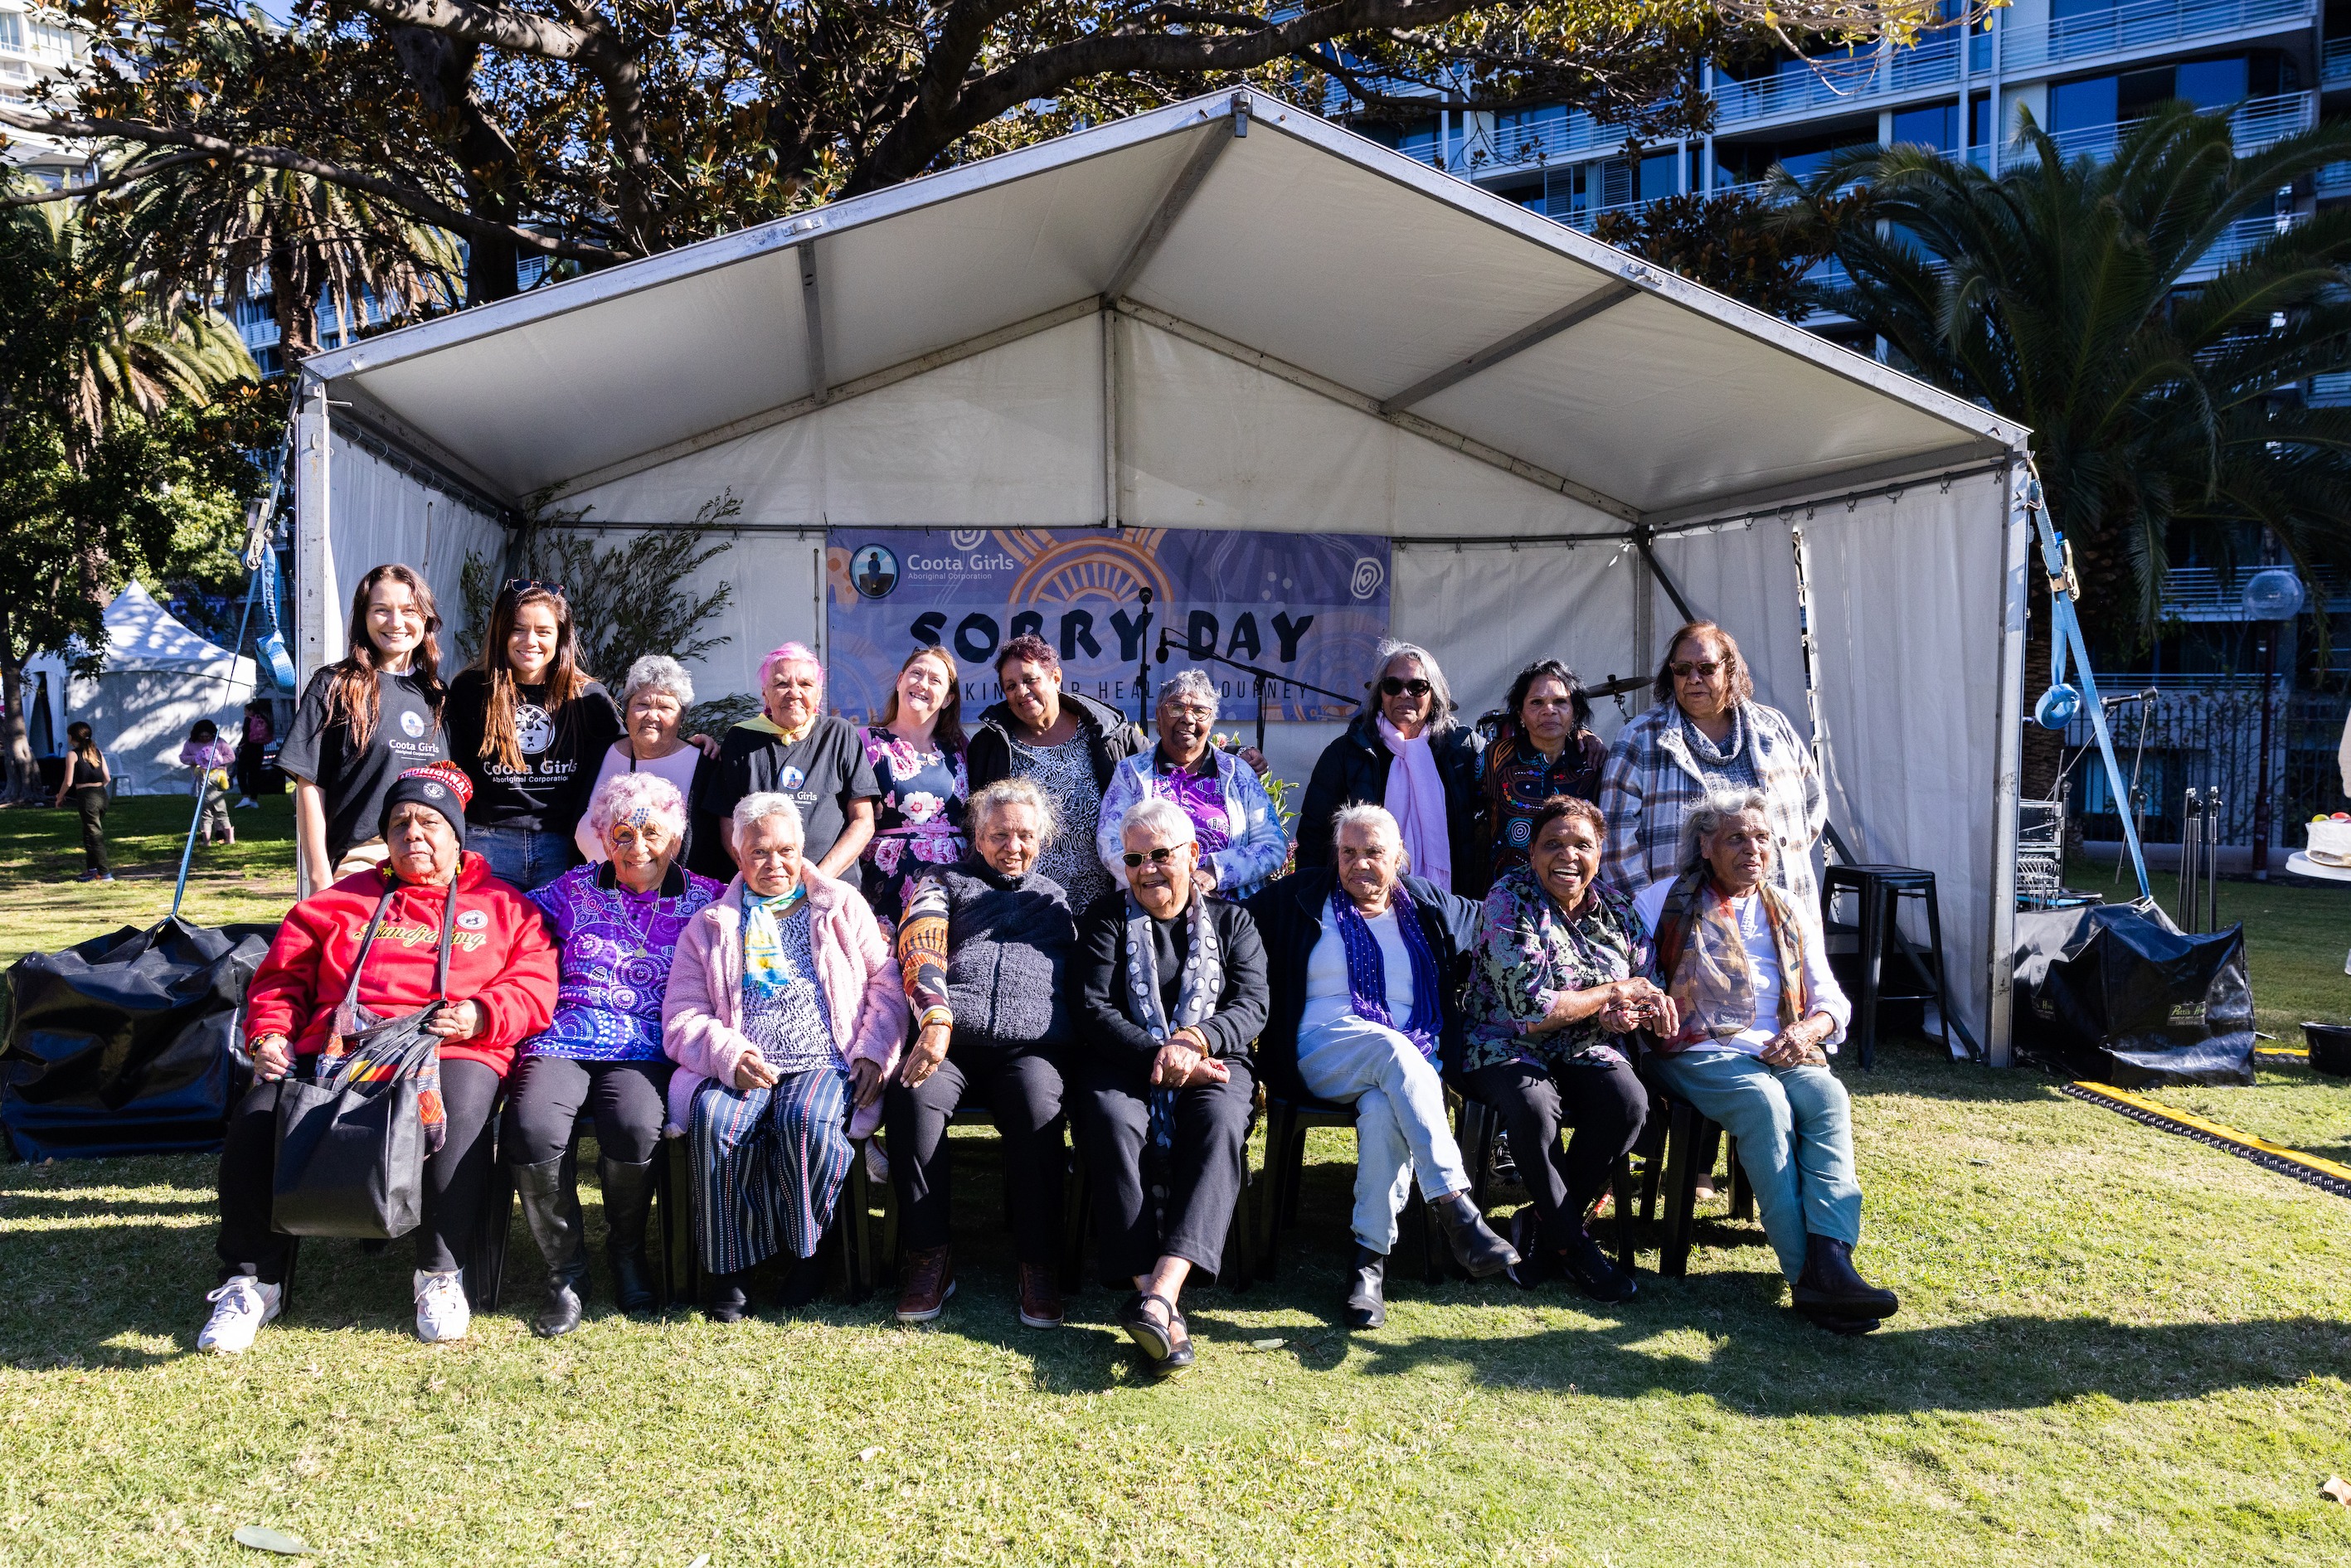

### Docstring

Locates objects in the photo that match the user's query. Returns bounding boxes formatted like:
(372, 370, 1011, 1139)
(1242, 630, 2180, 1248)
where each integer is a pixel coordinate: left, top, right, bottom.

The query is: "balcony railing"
(2310, 371, 2351, 405)
(2323, 35, 2351, 81)
(1999, 0, 2313, 72)
(2047, 91, 2311, 161)
(2161, 566, 2351, 621)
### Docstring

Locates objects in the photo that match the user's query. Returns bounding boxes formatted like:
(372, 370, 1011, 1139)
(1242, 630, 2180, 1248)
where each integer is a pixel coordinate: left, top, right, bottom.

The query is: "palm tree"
(1776, 105, 2351, 672)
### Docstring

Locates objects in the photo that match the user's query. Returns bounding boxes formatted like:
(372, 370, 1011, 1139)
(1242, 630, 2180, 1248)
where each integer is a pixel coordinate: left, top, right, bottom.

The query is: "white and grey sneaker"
(413, 1269, 471, 1343)
(197, 1274, 282, 1354)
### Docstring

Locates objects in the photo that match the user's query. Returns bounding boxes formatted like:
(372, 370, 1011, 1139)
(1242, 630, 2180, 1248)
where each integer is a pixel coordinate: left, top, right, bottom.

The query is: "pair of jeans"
(1462, 1051, 1648, 1255)
(1647, 1046, 1861, 1281)
(214, 1056, 503, 1282)
(470, 826, 571, 891)
(883, 1037, 1066, 1265)
(1293, 1014, 1471, 1255)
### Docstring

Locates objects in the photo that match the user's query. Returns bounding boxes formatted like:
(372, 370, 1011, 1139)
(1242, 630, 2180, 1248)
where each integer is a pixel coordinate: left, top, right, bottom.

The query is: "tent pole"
(1635, 532, 1698, 625)
(1101, 303, 1120, 527)
(1987, 460, 2031, 1068)
(294, 372, 334, 901)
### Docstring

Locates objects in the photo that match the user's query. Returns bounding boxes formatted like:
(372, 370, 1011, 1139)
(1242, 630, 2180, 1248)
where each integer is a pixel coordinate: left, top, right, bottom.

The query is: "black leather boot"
(708, 1270, 751, 1323)
(600, 1155, 658, 1314)
(513, 1154, 588, 1338)
(1435, 1192, 1520, 1279)
(1343, 1244, 1387, 1329)
(1560, 1228, 1638, 1304)
(1790, 1235, 1899, 1330)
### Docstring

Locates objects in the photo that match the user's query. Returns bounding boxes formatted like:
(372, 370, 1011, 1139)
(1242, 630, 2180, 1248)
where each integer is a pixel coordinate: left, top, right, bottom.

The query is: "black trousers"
(1464, 1052, 1648, 1255)
(1067, 1051, 1256, 1281)
(215, 1056, 503, 1282)
(503, 1055, 670, 1167)
(74, 786, 108, 874)
(884, 1038, 1065, 1263)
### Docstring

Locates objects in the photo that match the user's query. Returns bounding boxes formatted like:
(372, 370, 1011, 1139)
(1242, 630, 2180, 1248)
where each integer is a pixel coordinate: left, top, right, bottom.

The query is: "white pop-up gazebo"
(295, 91, 2034, 1061)
(25, 582, 259, 795)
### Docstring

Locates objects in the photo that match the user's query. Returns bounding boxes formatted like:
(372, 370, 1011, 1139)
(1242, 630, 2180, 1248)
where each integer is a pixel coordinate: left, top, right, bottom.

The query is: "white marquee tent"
(25, 582, 260, 795)
(295, 91, 2035, 1061)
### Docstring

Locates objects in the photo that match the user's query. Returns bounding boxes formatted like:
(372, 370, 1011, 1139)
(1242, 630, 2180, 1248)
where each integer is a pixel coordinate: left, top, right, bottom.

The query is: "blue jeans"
(1648, 1047, 1861, 1282)
(1295, 1014, 1471, 1254)
(471, 826, 571, 891)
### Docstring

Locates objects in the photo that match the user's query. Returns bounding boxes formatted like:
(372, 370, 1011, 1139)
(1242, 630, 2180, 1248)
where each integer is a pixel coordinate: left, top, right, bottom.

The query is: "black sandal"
(1117, 1290, 1178, 1361)
(1157, 1309, 1197, 1375)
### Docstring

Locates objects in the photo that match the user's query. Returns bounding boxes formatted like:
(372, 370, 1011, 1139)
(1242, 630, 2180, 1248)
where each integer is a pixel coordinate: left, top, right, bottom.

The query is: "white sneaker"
(197, 1275, 282, 1354)
(413, 1269, 471, 1343)
(234, 799, 258, 809)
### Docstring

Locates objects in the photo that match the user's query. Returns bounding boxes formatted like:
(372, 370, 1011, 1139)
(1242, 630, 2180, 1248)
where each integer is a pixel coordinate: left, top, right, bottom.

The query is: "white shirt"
(1632, 878, 1852, 1057)
(1299, 904, 1419, 1037)
(573, 740, 702, 862)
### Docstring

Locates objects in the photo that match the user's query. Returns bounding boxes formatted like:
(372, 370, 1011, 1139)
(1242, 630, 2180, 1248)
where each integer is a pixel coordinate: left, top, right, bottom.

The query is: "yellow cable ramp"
(2062, 1080, 2351, 1197)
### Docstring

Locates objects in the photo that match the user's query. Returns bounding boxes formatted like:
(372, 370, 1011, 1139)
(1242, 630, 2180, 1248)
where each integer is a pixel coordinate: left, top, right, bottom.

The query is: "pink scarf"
(1377, 714, 1451, 891)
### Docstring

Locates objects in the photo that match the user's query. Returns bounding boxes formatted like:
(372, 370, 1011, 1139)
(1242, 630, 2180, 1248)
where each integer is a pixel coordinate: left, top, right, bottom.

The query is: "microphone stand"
(1153, 629, 1361, 753)
(1133, 587, 1154, 726)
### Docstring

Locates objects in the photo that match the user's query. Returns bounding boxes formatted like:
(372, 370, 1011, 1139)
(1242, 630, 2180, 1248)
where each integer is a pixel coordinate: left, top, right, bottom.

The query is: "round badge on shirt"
(457, 910, 489, 931)
(401, 711, 426, 738)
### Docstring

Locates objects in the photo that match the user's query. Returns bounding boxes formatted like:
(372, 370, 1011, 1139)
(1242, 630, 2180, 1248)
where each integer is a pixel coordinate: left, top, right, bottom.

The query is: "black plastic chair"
(1453, 1082, 1638, 1274)
(1254, 1090, 1442, 1284)
(876, 1104, 1096, 1294)
(1638, 1090, 1754, 1278)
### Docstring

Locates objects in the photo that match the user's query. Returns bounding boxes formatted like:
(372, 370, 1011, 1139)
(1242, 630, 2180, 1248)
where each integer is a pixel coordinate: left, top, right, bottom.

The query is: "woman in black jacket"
(1296, 641, 1484, 896)
(964, 634, 1144, 918)
(886, 778, 1077, 1332)
(1070, 795, 1267, 1377)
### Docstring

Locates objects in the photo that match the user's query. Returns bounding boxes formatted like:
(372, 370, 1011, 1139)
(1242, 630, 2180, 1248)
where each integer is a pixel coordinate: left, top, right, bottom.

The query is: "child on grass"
(180, 720, 238, 847)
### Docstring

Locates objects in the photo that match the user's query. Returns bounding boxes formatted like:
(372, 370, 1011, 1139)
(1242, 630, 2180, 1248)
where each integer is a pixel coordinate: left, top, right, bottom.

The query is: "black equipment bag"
(2, 918, 276, 1162)
(268, 882, 455, 1238)
(2012, 903, 2255, 1087)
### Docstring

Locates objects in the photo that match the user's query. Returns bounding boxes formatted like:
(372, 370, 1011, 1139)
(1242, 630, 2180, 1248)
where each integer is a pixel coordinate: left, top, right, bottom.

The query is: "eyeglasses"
(1380, 677, 1432, 697)
(1670, 660, 1724, 680)
(503, 578, 567, 600)
(1122, 846, 1186, 868)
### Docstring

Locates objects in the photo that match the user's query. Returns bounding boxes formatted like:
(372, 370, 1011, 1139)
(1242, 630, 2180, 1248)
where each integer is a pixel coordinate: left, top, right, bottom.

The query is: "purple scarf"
(1329, 881, 1444, 1061)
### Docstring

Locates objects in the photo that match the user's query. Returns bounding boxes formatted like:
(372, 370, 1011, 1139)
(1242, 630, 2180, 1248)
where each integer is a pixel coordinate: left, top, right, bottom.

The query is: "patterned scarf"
(1649, 866, 1809, 1053)
(1119, 891, 1222, 1148)
(1329, 882, 1443, 1062)
(741, 882, 810, 1000)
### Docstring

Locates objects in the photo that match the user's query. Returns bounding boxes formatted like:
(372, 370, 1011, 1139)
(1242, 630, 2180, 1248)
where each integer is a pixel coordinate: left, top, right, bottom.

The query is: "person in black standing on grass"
(52, 721, 114, 882)
(278, 563, 450, 892)
(444, 580, 623, 893)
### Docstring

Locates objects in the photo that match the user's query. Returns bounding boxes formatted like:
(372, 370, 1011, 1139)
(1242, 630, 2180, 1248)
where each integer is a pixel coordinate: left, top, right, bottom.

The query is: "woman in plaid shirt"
(1597, 621, 1826, 910)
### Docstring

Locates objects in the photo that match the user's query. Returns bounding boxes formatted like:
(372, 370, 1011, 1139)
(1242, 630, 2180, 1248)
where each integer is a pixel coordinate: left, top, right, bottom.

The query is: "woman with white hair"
(1071, 796, 1269, 1376)
(1630, 789, 1893, 1335)
(508, 770, 726, 1336)
(574, 654, 716, 869)
(663, 793, 905, 1322)
(1296, 640, 1484, 895)
(1094, 668, 1288, 903)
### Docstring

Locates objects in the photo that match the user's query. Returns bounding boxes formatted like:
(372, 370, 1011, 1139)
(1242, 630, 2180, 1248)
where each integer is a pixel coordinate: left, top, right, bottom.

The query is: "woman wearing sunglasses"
(1596, 619, 1826, 912)
(445, 580, 624, 891)
(1297, 640, 1483, 896)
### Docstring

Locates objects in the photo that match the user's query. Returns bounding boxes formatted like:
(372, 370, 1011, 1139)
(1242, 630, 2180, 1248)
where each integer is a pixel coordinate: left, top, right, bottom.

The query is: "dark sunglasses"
(503, 578, 567, 600)
(1122, 846, 1185, 868)
(1380, 677, 1432, 697)
(1670, 659, 1724, 680)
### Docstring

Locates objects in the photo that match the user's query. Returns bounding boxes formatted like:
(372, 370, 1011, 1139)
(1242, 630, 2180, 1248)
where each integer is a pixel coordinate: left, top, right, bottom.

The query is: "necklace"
(604, 876, 665, 958)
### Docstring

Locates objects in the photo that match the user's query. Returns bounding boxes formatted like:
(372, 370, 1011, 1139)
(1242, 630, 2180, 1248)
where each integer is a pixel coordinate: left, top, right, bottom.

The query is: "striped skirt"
(688, 1066, 852, 1275)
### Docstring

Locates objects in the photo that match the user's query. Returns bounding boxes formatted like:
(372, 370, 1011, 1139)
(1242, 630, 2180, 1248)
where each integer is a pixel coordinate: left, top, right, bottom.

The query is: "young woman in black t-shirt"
(279, 563, 449, 892)
(51, 721, 114, 881)
(445, 581, 621, 892)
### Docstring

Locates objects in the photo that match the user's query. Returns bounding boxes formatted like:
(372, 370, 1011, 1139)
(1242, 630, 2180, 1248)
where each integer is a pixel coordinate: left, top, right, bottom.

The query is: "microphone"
(1157, 629, 1172, 665)
(1139, 586, 1153, 606)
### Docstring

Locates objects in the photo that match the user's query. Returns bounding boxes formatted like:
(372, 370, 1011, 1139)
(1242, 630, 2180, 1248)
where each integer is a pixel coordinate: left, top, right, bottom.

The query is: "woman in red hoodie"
(198, 763, 558, 1354)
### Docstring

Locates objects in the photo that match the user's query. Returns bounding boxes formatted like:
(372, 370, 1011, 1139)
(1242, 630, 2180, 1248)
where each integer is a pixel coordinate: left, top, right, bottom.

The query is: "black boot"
(1559, 1228, 1638, 1304)
(1790, 1235, 1899, 1331)
(512, 1154, 588, 1338)
(1435, 1192, 1520, 1279)
(1343, 1244, 1387, 1329)
(708, 1269, 751, 1323)
(600, 1155, 659, 1314)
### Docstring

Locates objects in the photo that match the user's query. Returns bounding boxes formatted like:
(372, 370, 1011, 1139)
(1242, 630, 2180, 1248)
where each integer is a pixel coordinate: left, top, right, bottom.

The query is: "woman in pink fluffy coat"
(663, 792, 905, 1321)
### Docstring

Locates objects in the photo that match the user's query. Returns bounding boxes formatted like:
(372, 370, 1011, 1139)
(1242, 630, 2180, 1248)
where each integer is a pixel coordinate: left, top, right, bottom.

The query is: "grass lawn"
(5, 800, 2351, 1565)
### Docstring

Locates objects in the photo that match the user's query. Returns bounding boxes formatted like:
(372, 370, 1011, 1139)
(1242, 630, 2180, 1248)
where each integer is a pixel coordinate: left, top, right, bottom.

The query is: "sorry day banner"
(822, 527, 1392, 726)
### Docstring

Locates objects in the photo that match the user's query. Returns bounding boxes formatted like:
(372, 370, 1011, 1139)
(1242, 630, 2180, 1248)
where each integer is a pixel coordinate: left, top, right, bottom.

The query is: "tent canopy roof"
(33, 582, 246, 674)
(304, 92, 2026, 526)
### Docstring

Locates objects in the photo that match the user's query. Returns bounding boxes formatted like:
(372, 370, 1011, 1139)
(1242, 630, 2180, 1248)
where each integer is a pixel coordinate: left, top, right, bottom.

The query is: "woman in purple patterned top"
(503, 770, 722, 1337)
(858, 645, 970, 924)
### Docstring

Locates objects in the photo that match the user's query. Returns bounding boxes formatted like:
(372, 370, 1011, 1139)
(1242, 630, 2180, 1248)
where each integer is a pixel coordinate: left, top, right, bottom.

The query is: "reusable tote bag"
(270, 881, 457, 1239)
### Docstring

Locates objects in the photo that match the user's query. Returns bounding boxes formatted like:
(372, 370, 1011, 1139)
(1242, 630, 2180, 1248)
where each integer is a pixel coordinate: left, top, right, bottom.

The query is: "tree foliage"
(4, 0, 1733, 296)
(1593, 188, 1843, 321)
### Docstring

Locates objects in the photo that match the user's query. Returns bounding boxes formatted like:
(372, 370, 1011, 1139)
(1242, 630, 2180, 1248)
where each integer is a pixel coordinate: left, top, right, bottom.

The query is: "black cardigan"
(1071, 888, 1269, 1068)
(966, 689, 1144, 795)
(1295, 713, 1486, 895)
(1243, 867, 1484, 1097)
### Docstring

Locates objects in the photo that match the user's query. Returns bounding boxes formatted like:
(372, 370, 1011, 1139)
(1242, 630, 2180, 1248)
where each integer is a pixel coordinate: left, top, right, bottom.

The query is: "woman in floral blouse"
(1462, 794, 1673, 1304)
(859, 646, 970, 925)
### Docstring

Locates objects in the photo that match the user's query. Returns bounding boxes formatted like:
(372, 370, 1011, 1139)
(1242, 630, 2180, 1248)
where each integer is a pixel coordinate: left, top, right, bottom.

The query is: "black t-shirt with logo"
(278, 667, 448, 857)
(444, 670, 624, 838)
(692, 715, 880, 887)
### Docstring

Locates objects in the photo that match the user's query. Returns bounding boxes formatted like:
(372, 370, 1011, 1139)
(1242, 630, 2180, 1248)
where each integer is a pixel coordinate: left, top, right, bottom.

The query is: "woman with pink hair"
(688, 642, 880, 889)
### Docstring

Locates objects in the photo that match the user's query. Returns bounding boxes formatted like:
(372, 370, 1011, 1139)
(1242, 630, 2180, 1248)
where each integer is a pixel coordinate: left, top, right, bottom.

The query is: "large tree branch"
(0, 105, 624, 262)
(386, 25, 528, 301)
(347, 0, 594, 61)
(1, 150, 214, 205)
(848, 0, 1483, 192)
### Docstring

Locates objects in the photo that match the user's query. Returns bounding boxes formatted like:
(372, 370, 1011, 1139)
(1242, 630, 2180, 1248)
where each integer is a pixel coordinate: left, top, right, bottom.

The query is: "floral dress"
(1461, 866, 1654, 1073)
(858, 726, 969, 924)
